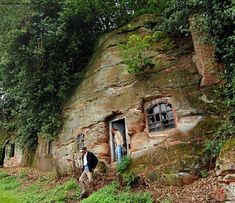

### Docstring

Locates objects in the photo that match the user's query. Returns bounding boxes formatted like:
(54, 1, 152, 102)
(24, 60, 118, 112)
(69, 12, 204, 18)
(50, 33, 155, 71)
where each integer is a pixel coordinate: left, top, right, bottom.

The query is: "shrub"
(119, 34, 153, 73)
(122, 171, 136, 187)
(116, 155, 132, 174)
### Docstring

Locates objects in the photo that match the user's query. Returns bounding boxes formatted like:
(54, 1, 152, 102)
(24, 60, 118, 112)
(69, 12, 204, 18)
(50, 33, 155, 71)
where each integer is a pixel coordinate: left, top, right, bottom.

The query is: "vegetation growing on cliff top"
(0, 0, 150, 150)
(0, 0, 234, 151)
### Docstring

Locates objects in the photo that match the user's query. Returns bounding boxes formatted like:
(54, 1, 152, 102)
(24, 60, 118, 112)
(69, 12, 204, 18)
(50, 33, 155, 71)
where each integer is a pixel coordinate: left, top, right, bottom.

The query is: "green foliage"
(203, 120, 234, 164)
(0, 190, 23, 203)
(116, 155, 132, 173)
(0, 0, 234, 154)
(204, 140, 224, 159)
(18, 169, 27, 179)
(0, 170, 9, 179)
(82, 181, 118, 203)
(122, 171, 136, 186)
(117, 191, 153, 203)
(0, 170, 80, 203)
(152, 0, 235, 158)
(82, 181, 153, 203)
(0, 0, 149, 150)
(0, 176, 21, 190)
(199, 169, 209, 178)
(21, 179, 80, 203)
(119, 34, 153, 73)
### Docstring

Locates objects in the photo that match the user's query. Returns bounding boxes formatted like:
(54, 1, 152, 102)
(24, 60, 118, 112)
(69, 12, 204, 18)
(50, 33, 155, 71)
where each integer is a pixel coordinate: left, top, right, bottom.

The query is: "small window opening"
(9, 143, 15, 158)
(77, 134, 85, 151)
(48, 140, 53, 155)
(147, 102, 175, 132)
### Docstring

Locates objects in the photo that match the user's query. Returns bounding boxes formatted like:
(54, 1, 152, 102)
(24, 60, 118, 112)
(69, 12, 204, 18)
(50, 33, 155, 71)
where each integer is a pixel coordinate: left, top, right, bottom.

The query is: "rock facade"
(189, 15, 222, 87)
(216, 139, 235, 202)
(33, 14, 221, 174)
(3, 141, 23, 168)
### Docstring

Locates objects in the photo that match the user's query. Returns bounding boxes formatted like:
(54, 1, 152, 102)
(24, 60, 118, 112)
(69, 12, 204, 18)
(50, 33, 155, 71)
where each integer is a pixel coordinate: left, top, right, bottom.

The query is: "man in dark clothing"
(79, 146, 98, 198)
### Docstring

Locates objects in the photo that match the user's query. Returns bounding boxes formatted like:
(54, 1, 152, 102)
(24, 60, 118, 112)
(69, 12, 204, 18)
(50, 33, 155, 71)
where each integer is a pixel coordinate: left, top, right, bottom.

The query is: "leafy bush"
(202, 120, 234, 166)
(119, 34, 153, 73)
(151, 0, 235, 161)
(122, 171, 136, 186)
(116, 155, 132, 173)
(0, 0, 151, 150)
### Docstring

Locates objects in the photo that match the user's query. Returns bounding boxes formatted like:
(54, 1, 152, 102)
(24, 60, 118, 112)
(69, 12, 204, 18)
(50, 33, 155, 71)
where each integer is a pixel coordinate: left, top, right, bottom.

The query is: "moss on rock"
(220, 138, 235, 156)
(188, 117, 221, 140)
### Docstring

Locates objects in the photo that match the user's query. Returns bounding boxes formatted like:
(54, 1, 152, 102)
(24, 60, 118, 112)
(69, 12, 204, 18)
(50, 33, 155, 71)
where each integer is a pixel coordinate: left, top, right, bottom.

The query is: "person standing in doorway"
(79, 146, 98, 199)
(112, 128, 124, 163)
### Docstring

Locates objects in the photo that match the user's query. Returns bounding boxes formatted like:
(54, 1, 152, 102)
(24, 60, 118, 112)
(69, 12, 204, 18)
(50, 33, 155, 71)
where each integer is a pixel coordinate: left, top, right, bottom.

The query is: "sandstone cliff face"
(0, 132, 23, 168)
(34, 14, 221, 174)
(216, 139, 235, 202)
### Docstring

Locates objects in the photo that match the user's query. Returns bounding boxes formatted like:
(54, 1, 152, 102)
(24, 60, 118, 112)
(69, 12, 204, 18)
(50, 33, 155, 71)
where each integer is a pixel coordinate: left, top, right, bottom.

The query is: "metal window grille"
(147, 103, 175, 132)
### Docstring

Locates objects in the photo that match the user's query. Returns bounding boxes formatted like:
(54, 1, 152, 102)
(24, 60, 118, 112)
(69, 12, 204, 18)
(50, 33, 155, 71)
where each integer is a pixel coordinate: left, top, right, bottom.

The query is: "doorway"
(109, 118, 128, 162)
(0, 146, 6, 166)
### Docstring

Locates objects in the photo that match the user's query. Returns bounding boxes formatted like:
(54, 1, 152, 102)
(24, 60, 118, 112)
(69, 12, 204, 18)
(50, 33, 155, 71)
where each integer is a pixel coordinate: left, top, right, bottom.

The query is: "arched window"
(77, 134, 85, 150)
(147, 102, 175, 132)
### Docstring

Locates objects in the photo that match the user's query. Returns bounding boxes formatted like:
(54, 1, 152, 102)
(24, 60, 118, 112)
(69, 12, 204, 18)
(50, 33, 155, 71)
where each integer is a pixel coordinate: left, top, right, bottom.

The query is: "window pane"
(160, 103, 167, 112)
(167, 111, 174, 119)
(167, 104, 172, 110)
(149, 122, 162, 129)
(148, 108, 153, 114)
(147, 102, 175, 132)
(153, 105, 159, 113)
(155, 114, 160, 121)
(148, 115, 155, 123)
(161, 112, 167, 120)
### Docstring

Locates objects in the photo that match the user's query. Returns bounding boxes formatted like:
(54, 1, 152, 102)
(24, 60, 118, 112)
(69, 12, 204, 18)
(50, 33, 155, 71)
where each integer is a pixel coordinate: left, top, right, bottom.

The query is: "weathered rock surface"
(216, 138, 235, 202)
(33, 14, 221, 174)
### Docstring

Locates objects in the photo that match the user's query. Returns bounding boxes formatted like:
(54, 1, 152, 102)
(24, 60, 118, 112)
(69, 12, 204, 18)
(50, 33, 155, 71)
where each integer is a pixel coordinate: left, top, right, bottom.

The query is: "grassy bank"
(0, 168, 153, 203)
(0, 169, 80, 203)
(0, 190, 23, 203)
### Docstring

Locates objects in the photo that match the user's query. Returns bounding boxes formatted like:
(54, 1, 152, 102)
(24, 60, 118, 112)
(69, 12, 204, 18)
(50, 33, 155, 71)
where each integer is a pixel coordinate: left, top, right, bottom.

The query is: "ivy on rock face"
(0, 0, 234, 152)
(0, 0, 149, 150)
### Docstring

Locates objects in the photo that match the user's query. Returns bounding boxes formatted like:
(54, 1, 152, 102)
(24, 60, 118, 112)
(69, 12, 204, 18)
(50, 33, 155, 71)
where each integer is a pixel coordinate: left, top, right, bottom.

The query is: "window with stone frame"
(48, 140, 53, 155)
(147, 102, 175, 132)
(77, 134, 85, 150)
